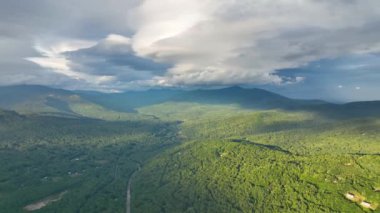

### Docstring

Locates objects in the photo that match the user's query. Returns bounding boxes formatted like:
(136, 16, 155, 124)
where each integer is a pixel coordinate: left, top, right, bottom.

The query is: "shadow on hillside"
(0, 114, 183, 212)
(82, 87, 380, 120)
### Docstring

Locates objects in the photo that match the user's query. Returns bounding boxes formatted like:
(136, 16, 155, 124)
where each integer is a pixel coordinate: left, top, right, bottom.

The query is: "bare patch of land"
(23, 191, 68, 211)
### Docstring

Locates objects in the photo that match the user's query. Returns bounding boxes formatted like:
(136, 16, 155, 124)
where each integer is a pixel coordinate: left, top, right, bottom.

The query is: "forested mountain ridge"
(78, 86, 329, 112)
(0, 85, 149, 120)
(0, 85, 329, 114)
(2, 85, 379, 120)
(0, 85, 379, 212)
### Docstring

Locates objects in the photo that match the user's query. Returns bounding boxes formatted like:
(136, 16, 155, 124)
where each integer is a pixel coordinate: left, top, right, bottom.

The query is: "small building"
(360, 201, 378, 210)
(360, 201, 371, 209)
(345, 193, 355, 201)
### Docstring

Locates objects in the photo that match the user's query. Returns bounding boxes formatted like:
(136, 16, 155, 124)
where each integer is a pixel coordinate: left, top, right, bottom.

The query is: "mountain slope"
(0, 85, 146, 120)
(0, 108, 24, 122)
(171, 86, 327, 109)
(79, 86, 328, 112)
(1, 85, 379, 120)
(0, 85, 82, 114)
(0, 85, 380, 212)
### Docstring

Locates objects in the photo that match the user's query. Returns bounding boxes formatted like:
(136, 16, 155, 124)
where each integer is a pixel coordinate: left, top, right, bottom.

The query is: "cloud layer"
(1, 0, 380, 97)
(130, 0, 380, 86)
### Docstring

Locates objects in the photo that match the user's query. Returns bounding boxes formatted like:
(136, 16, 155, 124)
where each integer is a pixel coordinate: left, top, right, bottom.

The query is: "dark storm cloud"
(66, 40, 171, 76)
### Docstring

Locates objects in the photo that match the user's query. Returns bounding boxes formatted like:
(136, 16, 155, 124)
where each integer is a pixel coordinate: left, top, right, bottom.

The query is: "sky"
(1, 0, 380, 101)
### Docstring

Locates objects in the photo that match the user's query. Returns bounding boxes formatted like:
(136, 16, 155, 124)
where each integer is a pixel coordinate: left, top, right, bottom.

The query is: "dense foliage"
(0, 113, 179, 212)
(0, 86, 379, 212)
(133, 103, 380, 213)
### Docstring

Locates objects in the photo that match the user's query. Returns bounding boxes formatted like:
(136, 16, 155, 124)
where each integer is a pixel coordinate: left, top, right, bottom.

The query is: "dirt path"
(23, 190, 68, 211)
(126, 163, 141, 213)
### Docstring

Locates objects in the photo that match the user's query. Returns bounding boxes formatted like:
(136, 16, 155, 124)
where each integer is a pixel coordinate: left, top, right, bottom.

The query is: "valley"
(3, 1, 380, 212)
(0, 85, 379, 212)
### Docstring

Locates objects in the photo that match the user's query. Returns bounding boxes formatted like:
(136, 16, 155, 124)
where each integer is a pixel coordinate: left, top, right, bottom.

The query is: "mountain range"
(0, 85, 379, 119)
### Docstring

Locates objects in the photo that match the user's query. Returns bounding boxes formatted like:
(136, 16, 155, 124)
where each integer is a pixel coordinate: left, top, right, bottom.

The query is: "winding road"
(126, 163, 141, 213)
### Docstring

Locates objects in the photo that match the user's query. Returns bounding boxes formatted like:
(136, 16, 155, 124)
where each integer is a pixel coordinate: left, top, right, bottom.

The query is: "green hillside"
(0, 110, 179, 212)
(78, 86, 327, 112)
(77, 86, 380, 120)
(2, 85, 378, 120)
(0, 86, 379, 212)
(132, 106, 380, 212)
(0, 85, 149, 121)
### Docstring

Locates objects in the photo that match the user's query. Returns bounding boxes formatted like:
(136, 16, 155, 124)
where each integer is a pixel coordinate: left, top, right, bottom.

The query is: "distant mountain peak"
(222, 86, 244, 90)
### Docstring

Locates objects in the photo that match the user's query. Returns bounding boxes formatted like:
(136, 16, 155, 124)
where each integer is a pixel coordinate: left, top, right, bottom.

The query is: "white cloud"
(25, 34, 169, 91)
(98, 34, 133, 53)
(128, 0, 380, 87)
(26, 39, 115, 84)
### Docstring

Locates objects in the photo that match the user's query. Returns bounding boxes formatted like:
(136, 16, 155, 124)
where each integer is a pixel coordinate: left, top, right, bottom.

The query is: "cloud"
(25, 34, 171, 91)
(1, 0, 380, 96)
(0, 0, 141, 90)
(127, 0, 380, 87)
(66, 34, 170, 76)
(25, 39, 115, 83)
